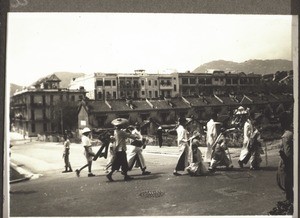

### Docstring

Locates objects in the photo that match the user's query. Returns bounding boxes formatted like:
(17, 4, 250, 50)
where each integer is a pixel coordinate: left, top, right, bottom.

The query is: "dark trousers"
(285, 167, 293, 202)
(175, 151, 186, 171)
(112, 151, 129, 173)
(158, 137, 163, 147)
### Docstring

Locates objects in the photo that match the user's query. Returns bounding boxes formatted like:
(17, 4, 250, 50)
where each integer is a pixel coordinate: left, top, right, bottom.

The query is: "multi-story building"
(178, 70, 262, 96)
(69, 70, 180, 100)
(11, 74, 86, 137)
(70, 70, 292, 101)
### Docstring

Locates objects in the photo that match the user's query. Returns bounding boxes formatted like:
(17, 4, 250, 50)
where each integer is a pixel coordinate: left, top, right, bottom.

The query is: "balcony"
(159, 84, 173, 90)
(119, 84, 141, 90)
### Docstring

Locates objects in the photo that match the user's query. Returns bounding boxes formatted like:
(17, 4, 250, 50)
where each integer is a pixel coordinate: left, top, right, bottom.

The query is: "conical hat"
(111, 118, 129, 126)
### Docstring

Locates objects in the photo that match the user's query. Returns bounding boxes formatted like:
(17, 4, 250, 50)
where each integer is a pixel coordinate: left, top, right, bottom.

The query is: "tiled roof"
(241, 95, 268, 105)
(149, 99, 173, 109)
(185, 97, 210, 107)
(218, 96, 240, 105)
(85, 100, 111, 112)
(267, 94, 294, 104)
(83, 93, 293, 115)
(107, 100, 132, 111)
(169, 98, 190, 109)
(131, 100, 153, 110)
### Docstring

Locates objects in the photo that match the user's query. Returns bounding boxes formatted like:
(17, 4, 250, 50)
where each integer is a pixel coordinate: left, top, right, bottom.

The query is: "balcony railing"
(119, 84, 141, 90)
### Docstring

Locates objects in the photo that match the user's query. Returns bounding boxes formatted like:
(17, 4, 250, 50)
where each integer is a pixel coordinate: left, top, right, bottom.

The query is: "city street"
(8, 132, 285, 216)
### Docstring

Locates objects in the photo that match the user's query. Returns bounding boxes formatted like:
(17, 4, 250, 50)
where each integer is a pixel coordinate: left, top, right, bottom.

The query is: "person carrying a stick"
(208, 128, 234, 171)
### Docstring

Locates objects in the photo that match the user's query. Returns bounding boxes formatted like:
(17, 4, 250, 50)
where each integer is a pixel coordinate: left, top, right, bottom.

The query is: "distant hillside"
(10, 83, 23, 96)
(193, 59, 293, 74)
(47, 72, 85, 88)
(10, 72, 85, 96)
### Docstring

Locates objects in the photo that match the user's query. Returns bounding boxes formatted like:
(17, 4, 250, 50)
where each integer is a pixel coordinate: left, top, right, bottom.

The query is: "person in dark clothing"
(106, 118, 137, 182)
(277, 112, 293, 203)
(157, 126, 163, 148)
(93, 131, 111, 161)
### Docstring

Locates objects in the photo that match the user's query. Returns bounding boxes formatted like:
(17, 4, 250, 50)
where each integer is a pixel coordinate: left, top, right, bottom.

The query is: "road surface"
(8, 132, 286, 216)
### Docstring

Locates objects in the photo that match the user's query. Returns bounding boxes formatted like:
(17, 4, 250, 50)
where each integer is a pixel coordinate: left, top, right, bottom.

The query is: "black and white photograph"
(5, 12, 298, 217)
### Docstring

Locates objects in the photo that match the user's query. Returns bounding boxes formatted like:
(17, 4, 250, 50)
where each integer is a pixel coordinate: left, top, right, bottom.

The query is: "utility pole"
(60, 108, 63, 134)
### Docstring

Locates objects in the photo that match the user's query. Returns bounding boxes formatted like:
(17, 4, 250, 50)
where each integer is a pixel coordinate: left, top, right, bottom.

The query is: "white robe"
(205, 119, 217, 162)
(175, 125, 190, 171)
(239, 119, 253, 162)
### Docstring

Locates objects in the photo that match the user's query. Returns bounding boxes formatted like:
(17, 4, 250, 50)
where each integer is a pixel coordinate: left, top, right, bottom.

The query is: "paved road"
(8, 132, 285, 216)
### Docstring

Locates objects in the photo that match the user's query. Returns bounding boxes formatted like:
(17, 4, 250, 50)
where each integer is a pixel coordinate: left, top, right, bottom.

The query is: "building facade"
(69, 70, 264, 100)
(11, 74, 86, 137)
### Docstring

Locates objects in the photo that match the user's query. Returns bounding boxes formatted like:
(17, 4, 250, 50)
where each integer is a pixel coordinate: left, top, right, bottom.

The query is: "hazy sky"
(6, 13, 293, 86)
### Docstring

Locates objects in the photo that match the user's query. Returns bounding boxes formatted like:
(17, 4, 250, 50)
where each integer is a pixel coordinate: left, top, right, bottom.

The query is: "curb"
(10, 162, 35, 184)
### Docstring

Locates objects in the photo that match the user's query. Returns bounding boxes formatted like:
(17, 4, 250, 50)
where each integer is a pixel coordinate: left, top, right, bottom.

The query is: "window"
(112, 80, 116, 86)
(190, 78, 196, 84)
(42, 95, 46, 105)
(71, 95, 75, 101)
(97, 116, 107, 126)
(206, 78, 212, 84)
(31, 123, 36, 133)
(142, 91, 145, 95)
(96, 80, 103, 86)
(30, 95, 34, 104)
(50, 95, 54, 105)
(149, 91, 152, 98)
(113, 92, 117, 99)
(233, 78, 238, 84)
(31, 109, 35, 120)
(148, 80, 151, 86)
(182, 78, 188, 84)
(105, 80, 111, 86)
(160, 112, 169, 122)
(141, 80, 145, 86)
(140, 113, 150, 121)
(155, 80, 157, 86)
(174, 84, 177, 92)
(199, 78, 205, 84)
(117, 114, 129, 119)
(155, 91, 158, 98)
(226, 78, 231, 84)
(43, 123, 47, 132)
(43, 109, 46, 119)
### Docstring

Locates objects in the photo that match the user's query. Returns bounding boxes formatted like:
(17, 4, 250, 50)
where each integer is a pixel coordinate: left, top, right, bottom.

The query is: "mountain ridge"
(193, 59, 293, 74)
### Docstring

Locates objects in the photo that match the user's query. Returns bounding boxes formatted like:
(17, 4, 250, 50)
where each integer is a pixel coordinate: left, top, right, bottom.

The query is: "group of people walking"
(61, 110, 293, 204)
(68, 118, 151, 181)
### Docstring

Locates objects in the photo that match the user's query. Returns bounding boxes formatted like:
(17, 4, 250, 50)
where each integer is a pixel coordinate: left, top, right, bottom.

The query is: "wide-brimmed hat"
(111, 118, 129, 126)
(82, 127, 91, 134)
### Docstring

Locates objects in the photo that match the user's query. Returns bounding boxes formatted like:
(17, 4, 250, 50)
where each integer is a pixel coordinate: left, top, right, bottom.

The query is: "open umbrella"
(111, 118, 129, 126)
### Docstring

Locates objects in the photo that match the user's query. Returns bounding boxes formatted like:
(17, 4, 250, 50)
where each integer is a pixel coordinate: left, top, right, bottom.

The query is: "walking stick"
(226, 146, 232, 163)
(264, 140, 268, 166)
